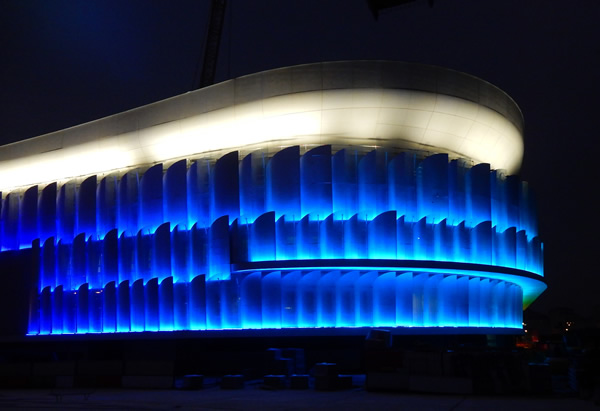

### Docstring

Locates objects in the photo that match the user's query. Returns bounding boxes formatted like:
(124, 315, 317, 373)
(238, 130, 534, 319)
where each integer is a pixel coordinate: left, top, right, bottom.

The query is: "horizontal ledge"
(232, 259, 547, 308)
(232, 259, 543, 281)
(24, 326, 523, 341)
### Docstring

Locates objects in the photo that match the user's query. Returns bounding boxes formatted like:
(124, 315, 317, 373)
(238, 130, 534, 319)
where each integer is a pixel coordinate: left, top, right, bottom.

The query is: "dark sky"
(1, 0, 599, 316)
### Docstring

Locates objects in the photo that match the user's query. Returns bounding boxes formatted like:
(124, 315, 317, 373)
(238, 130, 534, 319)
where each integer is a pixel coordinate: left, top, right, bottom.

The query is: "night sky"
(1, 0, 599, 317)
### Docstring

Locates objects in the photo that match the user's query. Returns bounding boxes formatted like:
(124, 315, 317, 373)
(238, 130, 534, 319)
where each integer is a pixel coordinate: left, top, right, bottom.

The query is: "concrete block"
(177, 374, 204, 390)
(124, 360, 174, 376)
(33, 361, 76, 377)
(409, 375, 473, 394)
(0, 362, 31, 377)
(75, 375, 122, 388)
(55, 375, 74, 389)
(313, 363, 338, 377)
(77, 360, 123, 376)
(366, 371, 410, 392)
(314, 375, 338, 391)
(0, 375, 29, 388)
(338, 375, 353, 389)
(268, 358, 293, 375)
(365, 329, 392, 349)
(281, 348, 306, 374)
(29, 376, 56, 388)
(221, 374, 244, 389)
(366, 350, 403, 371)
(263, 374, 286, 389)
(265, 348, 282, 361)
(290, 374, 309, 389)
(406, 351, 443, 376)
(442, 351, 457, 376)
(528, 363, 552, 394)
(121, 375, 173, 389)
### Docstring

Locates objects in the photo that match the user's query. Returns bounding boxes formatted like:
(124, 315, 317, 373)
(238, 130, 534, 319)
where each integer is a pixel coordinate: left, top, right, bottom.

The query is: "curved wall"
(22, 145, 544, 335)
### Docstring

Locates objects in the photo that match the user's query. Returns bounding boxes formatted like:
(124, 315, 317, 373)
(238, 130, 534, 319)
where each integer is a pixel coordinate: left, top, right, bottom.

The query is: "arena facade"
(0, 61, 545, 336)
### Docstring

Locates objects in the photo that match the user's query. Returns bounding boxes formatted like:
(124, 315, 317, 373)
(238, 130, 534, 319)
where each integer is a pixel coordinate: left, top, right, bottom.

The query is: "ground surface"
(0, 386, 596, 410)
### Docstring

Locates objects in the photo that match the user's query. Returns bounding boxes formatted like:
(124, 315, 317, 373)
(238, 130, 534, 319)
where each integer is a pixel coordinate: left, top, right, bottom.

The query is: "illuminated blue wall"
(0, 145, 543, 335)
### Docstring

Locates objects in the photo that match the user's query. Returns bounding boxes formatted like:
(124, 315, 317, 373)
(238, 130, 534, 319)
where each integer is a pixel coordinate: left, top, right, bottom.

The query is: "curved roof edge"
(0, 61, 525, 191)
(236, 60, 524, 133)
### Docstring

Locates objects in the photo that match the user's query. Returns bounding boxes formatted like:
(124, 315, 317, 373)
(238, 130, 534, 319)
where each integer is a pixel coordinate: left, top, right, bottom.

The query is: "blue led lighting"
(0, 145, 544, 335)
(32, 266, 530, 334)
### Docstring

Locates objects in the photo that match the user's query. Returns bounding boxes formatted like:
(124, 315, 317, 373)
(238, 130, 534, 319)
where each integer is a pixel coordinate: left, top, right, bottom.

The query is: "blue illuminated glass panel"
(15, 145, 542, 335)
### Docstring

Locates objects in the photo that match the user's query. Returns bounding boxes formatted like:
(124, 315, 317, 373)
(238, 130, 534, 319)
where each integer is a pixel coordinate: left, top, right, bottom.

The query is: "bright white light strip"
(0, 144, 135, 191)
(0, 67, 523, 192)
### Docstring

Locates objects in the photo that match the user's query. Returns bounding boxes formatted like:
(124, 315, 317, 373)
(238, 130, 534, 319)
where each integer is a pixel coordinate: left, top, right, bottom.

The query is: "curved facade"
(0, 61, 544, 335)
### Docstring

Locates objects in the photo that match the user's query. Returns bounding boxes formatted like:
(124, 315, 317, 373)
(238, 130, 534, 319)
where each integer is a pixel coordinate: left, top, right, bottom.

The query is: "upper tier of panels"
(0, 61, 524, 192)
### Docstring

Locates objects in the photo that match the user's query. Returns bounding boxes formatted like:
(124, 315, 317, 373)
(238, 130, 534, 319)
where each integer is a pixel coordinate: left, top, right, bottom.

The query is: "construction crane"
(196, 0, 435, 87)
(196, 0, 227, 89)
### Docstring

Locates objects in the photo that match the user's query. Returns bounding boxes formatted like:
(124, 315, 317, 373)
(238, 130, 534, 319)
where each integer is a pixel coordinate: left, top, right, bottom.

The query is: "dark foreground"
(0, 386, 597, 411)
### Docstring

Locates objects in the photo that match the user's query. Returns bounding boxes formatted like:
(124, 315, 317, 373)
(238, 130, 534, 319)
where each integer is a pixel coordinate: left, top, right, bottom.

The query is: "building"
(0, 61, 545, 337)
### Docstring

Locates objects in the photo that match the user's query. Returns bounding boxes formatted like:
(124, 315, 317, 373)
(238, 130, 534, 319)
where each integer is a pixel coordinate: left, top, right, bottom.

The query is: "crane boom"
(198, 0, 227, 88)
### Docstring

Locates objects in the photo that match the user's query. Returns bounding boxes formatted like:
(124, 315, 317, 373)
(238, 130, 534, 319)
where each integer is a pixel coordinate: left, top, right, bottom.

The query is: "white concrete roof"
(0, 61, 524, 192)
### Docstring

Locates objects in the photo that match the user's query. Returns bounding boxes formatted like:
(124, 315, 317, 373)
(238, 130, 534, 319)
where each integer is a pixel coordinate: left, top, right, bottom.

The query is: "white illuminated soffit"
(0, 62, 524, 192)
